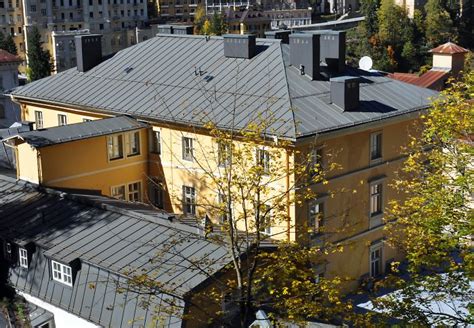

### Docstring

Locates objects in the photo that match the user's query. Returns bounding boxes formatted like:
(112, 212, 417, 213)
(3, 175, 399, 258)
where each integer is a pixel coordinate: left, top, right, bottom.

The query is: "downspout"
(36, 148, 42, 184)
(286, 149, 291, 241)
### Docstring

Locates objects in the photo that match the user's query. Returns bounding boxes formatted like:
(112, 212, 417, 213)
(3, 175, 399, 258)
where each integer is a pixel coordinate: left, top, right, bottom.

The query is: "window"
(3, 241, 12, 260)
(19, 248, 28, 268)
(370, 242, 383, 277)
(107, 134, 123, 160)
(308, 201, 324, 237)
(83, 118, 92, 122)
(370, 183, 383, 217)
(256, 148, 270, 174)
(309, 147, 323, 179)
(148, 178, 163, 208)
(111, 185, 125, 200)
(51, 260, 72, 286)
(182, 137, 193, 161)
(30, 4, 36, 11)
(0, 104, 5, 119)
(370, 132, 382, 162)
(34, 111, 43, 129)
(257, 204, 271, 235)
(126, 131, 140, 156)
(89, 11, 93, 17)
(218, 142, 231, 167)
(149, 130, 161, 154)
(218, 192, 229, 224)
(58, 114, 67, 126)
(182, 185, 196, 215)
(0, 76, 3, 90)
(127, 181, 141, 202)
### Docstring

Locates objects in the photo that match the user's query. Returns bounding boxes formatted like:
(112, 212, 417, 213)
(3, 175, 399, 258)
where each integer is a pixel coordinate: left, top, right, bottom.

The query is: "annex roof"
(430, 42, 469, 54)
(388, 69, 450, 91)
(8, 35, 438, 140)
(0, 174, 230, 327)
(0, 49, 21, 63)
(7, 115, 147, 147)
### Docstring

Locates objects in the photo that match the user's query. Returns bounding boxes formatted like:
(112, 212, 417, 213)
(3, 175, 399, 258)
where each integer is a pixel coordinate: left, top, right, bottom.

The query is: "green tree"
(26, 27, 53, 82)
(424, 0, 454, 47)
(3, 34, 17, 55)
(0, 33, 18, 55)
(210, 11, 226, 36)
(380, 71, 474, 325)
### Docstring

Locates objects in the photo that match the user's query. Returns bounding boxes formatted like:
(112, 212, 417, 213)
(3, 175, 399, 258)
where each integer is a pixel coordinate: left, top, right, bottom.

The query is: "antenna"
(359, 56, 373, 71)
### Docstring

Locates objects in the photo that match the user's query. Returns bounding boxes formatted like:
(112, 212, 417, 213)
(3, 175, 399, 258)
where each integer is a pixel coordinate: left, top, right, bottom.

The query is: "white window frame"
(369, 242, 383, 278)
(57, 114, 67, 126)
(111, 184, 126, 200)
(34, 110, 43, 129)
(217, 192, 230, 224)
(257, 203, 271, 235)
(256, 148, 270, 175)
(182, 185, 196, 215)
(217, 141, 231, 167)
(19, 247, 28, 268)
(309, 147, 323, 179)
(107, 134, 124, 160)
(51, 260, 73, 286)
(370, 131, 382, 163)
(308, 200, 324, 238)
(369, 182, 383, 217)
(126, 131, 140, 156)
(182, 136, 194, 161)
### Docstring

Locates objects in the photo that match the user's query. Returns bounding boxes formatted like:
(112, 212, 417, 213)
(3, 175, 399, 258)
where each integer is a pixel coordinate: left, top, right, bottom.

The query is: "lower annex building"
(4, 31, 437, 303)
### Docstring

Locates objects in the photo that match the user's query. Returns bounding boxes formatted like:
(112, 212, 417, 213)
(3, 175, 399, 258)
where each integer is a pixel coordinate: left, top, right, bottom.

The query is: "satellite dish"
(359, 56, 373, 71)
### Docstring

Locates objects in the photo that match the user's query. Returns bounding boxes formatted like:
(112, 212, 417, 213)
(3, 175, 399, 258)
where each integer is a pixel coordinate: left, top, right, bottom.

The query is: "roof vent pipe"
(330, 76, 359, 111)
(223, 34, 256, 59)
(289, 33, 320, 80)
(75, 34, 102, 72)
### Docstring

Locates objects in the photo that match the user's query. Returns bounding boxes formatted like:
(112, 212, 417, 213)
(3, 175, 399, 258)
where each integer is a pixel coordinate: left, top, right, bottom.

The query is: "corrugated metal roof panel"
(0, 175, 230, 327)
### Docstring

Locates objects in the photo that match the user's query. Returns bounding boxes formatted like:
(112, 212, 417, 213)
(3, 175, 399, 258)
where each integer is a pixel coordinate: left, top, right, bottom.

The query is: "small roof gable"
(430, 42, 469, 54)
(8, 115, 147, 148)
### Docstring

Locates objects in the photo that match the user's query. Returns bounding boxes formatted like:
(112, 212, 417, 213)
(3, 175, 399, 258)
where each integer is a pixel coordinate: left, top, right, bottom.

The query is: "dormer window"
(52, 260, 73, 286)
(19, 248, 28, 268)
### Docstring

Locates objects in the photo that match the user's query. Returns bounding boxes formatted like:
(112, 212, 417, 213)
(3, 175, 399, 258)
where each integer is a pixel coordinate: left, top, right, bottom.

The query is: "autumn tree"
(378, 71, 473, 325)
(193, 4, 206, 35)
(26, 27, 53, 82)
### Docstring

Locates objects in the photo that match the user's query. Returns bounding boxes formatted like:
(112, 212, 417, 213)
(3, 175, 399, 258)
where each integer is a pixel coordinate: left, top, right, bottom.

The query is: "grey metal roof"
(7, 115, 147, 148)
(9, 35, 438, 140)
(0, 175, 231, 327)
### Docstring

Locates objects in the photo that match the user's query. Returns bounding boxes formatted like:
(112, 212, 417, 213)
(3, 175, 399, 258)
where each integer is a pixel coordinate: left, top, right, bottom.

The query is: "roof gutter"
(10, 94, 299, 144)
(295, 106, 428, 145)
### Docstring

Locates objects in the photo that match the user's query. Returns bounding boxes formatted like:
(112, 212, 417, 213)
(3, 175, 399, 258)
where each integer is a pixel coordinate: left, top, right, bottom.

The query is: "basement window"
(51, 260, 73, 286)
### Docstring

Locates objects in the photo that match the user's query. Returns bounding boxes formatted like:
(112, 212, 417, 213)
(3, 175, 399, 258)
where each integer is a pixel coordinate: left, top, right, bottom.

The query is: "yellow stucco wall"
(30, 128, 148, 198)
(432, 53, 453, 69)
(17, 101, 420, 291)
(16, 143, 40, 184)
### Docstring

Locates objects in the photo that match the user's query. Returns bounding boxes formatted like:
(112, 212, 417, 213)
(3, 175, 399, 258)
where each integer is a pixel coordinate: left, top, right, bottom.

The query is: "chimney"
(289, 33, 320, 80)
(157, 24, 173, 34)
(265, 30, 290, 44)
(330, 76, 359, 111)
(172, 25, 193, 35)
(75, 34, 102, 72)
(223, 34, 256, 59)
(316, 30, 346, 73)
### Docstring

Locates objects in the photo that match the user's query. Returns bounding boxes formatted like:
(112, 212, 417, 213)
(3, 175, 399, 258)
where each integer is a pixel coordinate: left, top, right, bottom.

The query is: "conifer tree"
(424, 0, 454, 47)
(4, 34, 17, 55)
(26, 27, 53, 82)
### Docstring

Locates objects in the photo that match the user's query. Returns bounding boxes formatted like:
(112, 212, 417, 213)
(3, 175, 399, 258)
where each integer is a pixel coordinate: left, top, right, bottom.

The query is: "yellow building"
(7, 32, 438, 291)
